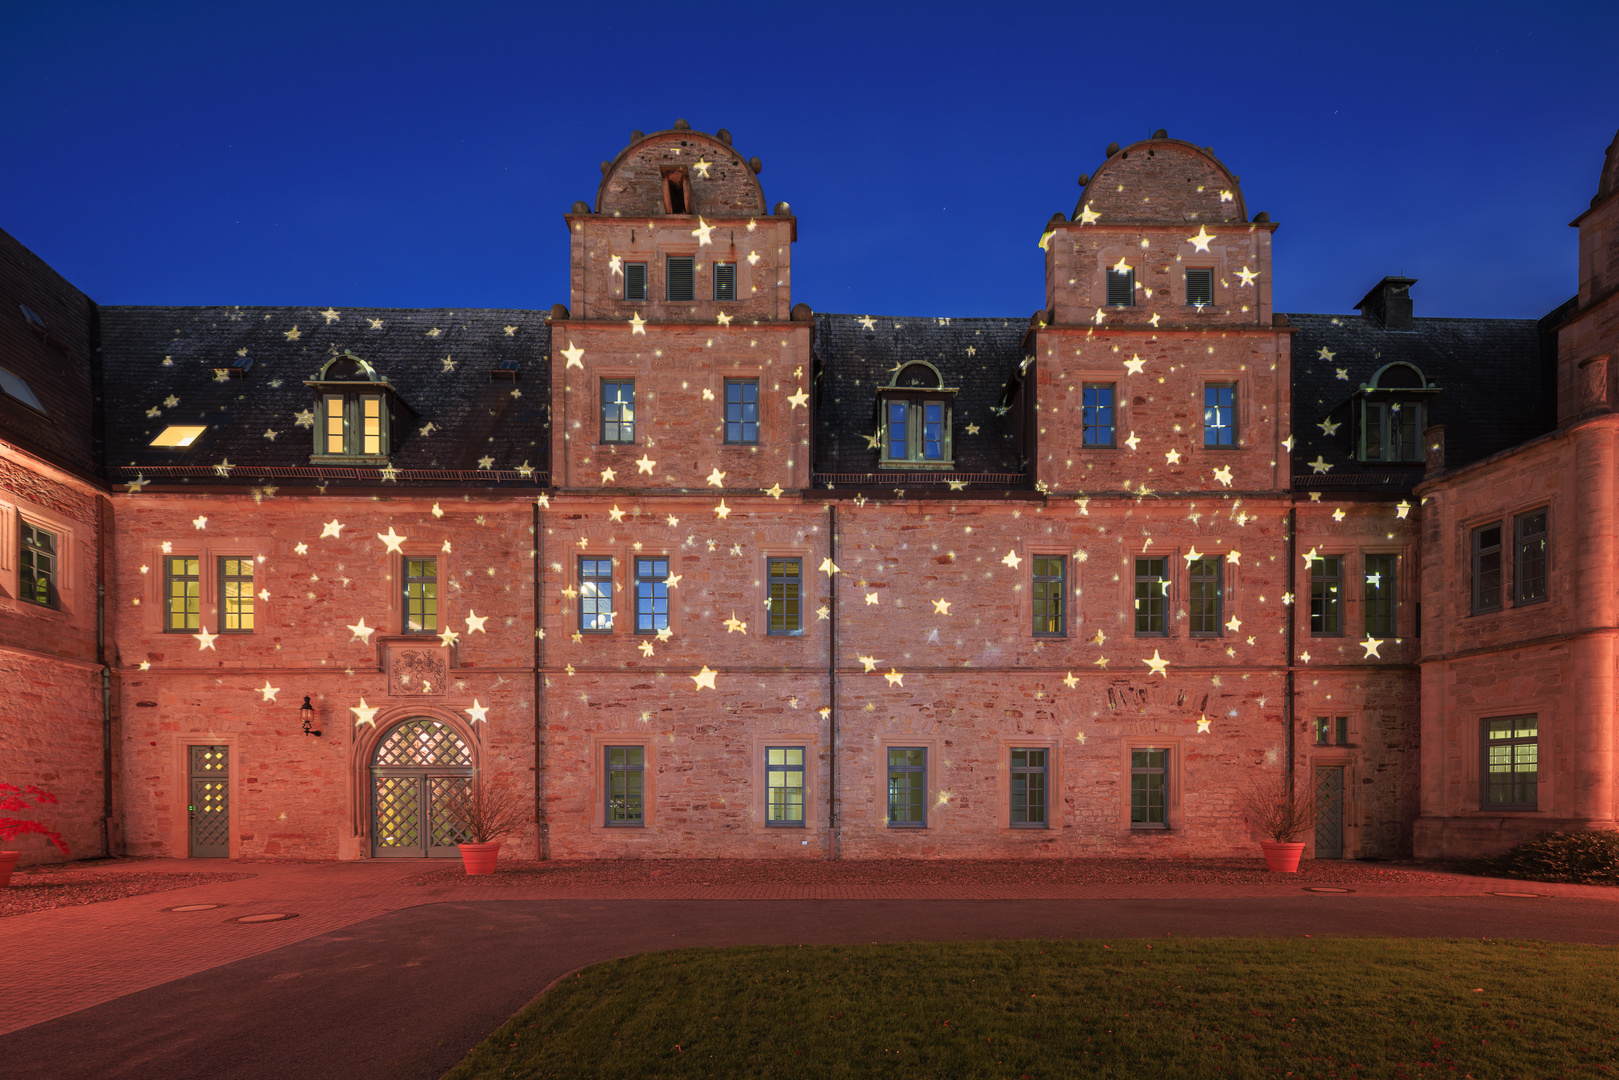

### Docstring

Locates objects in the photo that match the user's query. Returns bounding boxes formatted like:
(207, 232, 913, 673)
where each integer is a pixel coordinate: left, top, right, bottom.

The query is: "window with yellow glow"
(150, 425, 207, 447)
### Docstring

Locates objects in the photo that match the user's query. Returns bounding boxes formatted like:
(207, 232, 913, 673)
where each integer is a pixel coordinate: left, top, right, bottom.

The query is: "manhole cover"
(1490, 891, 1542, 898)
(1303, 886, 1355, 893)
(164, 903, 223, 912)
(232, 913, 299, 923)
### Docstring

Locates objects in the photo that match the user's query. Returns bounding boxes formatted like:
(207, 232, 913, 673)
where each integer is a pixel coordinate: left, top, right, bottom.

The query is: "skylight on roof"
(18, 304, 46, 331)
(151, 425, 207, 447)
(0, 364, 45, 412)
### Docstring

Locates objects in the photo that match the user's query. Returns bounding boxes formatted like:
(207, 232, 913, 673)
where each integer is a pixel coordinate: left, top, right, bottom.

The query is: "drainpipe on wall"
(97, 494, 114, 857)
(827, 503, 838, 860)
(1284, 504, 1297, 795)
(534, 498, 549, 860)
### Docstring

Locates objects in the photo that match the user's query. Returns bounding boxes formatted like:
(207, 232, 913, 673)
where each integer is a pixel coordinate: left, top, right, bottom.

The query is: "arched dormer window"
(305, 351, 415, 463)
(1357, 361, 1439, 464)
(878, 361, 955, 467)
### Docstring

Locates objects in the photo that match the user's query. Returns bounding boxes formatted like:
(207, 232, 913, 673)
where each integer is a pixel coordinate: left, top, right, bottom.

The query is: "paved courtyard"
(4, 858, 1615, 1080)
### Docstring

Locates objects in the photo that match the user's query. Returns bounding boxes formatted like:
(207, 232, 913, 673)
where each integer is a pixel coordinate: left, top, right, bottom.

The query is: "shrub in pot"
(1, 783, 70, 886)
(443, 771, 529, 875)
(1241, 771, 1323, 873)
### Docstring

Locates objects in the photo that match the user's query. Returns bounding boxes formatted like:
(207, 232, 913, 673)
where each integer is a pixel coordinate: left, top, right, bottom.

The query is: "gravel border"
(0, 871, 256, 918)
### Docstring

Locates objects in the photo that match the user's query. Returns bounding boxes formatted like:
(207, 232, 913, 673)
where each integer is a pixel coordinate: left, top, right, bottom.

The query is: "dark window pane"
(1515, 510, 1547, 604)
(1130, 748, 1167, 828)
(766, 746, 804, 825)
(1134, 557, 1167, 635)
(602, 380, 635, 444)
(1189, 555, 1223, 636)
(1082, 384, 1114, 446)
(19, 523, 56, 608)
(625, 262, 647, 301)
(1310, 555, 1342, 635)
(1364, 554, 1396, 637)
(1473, 524, 1502, 613)
(1204, 384, 1235, 446)
(1106, 268, 1134, 307)
(1032, 556, 1064, 636)
(714, 262, 736, 301)
(667, 256, 694, 301)
(635, 557, 669, 633)
(725, 380, 759, 444)
(606, 745, 644, 824)
(887, 747, 925, 826)
(1187, 268, 1214, 306)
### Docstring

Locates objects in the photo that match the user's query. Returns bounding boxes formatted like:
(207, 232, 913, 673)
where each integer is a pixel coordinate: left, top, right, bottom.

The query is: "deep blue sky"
(3, 1, 1615, 321)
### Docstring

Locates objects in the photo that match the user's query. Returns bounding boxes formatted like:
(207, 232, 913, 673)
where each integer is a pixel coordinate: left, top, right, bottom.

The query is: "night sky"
(3, 1, 1615, 322)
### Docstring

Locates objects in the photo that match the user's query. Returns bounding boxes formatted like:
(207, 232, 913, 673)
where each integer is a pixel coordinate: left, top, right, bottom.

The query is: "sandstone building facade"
(1, 121, 1614, 864)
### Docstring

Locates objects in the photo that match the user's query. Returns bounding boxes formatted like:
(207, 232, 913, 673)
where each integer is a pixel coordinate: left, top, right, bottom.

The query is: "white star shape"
(1183, 546, 1203, 567)
(608, 504, 626, 523)
(856, 316, 877, 331)
(1142, 649, 1170, 677)
(321, 520, 344, 539)
(1165, 448, 1181, 465)
(638, 640, 655, 658)
(600, 467, 617, 484)
(561, 342, 584, 369)
(1123, 354, 1146, 375)
(1077, 202, 1100, 225)
(1317, 347, 1336, 361)
(438, 627, 460, 647)
(1186, 226, 1215, 252)
(377, 527, 407, 553)
(1124, 432, 1141, 451)
(707, 467, 727, 487)
(255, 681, 281, 703)
(294, 542, 308, 555)
(1212, 465, 1234, 487)
(820, 558, 840, 576)
(441, 356, 457, 373)
(191, 627, 217, 651)
(319, 307, 340, 323)
(192, 515, 208, 530)
(1318, 418, 1341, 436)
(691, 216, 715, 245)
(1235, 266, 1259, 287)
(787, 388, 809, 409)
(716, 311, 733, 327)
(714, 500, 732, 519)
(608, 255, 622, 276)
(1225, 615, 1242, 633)
(691, 666, 718, 691)
(1360, 637, 1385, 659)
(1396, 501, 1412, 519)
(1282, 435, 1295, 452)
(1299, 650, 1312, 664)
(351, 698, 379, 728)
(464, 699, 490, 724)
(655, 626, 673, 643)
(126, 474, 150, 494)
(1308, 456, 1333, 474)
(1197, 714, 1212, 733)
(1332, 508, 1346, 522)
(865, 592, 879, 606)
(477, 456, 494, 470)
(347, 618, 375, 644)
(1001, 549, 1022, 569)
(933, 598, 951, 615)
(884, 669, 905, 688)
(628, 312, 646, 335)
(465, 610, 488, 633)
(723, 613, 748, 634)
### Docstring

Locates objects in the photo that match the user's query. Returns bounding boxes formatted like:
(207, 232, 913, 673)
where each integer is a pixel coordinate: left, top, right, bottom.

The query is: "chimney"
(1355, 276, 1417, 330)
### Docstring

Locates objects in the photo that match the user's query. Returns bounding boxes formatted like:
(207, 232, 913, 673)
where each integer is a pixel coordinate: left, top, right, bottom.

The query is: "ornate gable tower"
(551, 121, 812, 494)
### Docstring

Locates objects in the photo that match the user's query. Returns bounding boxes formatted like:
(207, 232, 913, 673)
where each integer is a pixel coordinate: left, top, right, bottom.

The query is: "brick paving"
(2, 856, 1614, 1038)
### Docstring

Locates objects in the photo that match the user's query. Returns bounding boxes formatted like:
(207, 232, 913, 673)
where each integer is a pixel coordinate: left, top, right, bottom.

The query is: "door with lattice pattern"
(188, 745, 230, 858)
(370, 718, 474, 858)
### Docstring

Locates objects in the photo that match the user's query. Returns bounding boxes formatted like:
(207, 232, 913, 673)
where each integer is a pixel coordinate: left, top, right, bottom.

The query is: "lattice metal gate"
(189, 745, 230, 858)
(1315, 766, 1345, 859)
(370, 718, 474, 858)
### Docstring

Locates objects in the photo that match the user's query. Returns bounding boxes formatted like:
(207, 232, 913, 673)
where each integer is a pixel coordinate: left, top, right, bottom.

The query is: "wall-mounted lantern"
(301, 696, 322, 737)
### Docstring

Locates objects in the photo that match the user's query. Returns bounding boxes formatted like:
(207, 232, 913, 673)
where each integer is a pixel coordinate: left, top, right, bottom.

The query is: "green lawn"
(444, 938, 1619, 1079)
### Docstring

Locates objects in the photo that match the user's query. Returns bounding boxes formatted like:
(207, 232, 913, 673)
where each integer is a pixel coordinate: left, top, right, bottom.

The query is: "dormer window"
(1357, 362, 1438, 464)
(878, 362, 954, 468)
(305, 351, 414, 464)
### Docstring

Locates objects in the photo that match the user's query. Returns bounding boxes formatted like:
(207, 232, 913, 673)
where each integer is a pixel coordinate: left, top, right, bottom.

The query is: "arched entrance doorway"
(370, 717, 474, 858)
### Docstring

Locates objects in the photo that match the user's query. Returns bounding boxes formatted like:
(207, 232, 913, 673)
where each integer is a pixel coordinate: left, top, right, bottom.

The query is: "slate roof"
(1285, 307, 1561, 487)
(97, 306, 551, 488)
(812, 313, 1029, 483)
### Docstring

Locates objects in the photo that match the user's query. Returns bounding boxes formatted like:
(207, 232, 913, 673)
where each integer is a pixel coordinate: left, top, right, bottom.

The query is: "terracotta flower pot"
(457, 841, 501, 875)
(1260, 840, 1306, 872)
(0, 851, 20, 888)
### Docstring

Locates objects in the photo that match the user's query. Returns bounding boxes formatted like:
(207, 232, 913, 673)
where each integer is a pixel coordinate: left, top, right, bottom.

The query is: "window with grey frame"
(624, 262, 647, 301)
(1514, 509, 1547, 605)
(1082, 383, 1115, 446)
(666, 256, 695, 301)
(579, 557, 614, 633)
(601, 380, 635, 444)
(1010, 748, 1047, 827)
(887, 747, 926, 827)
(1314, 714, 1349, 746)
(1130, 748, 1168, 829)
(1204, 384, 1236, 446)
(713, 261, 736, 301)
(164, 555, 200, 631)
(1309, 555, 1342, 635)
(767, 558, 802, 635)
(403, 558, 437, 633)
(1186, 267, 1214, 307)
(1134, 556, 1168, 635)
(19, 522, 56, 608)
(724, 379, 759, 444)
(219, 557, 254, 633)
(765, 746, 804, 826)
(605, 746, 644, 825)
(1032, 556, 1064, 636)
(1188, 555, 1223, 636)
(882, 396, 951, 464)
(1361, 401, 1423, 462)
(635, 557, 668, 634)
(1364, 554, 1396, 637)
(1472, 522, 1502, 614)
(1106, 266, 1134, 306)
(1481, 715, 1537, 810)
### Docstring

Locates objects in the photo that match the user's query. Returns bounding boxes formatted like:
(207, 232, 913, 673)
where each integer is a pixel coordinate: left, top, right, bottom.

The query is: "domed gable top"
(315, 350, 381, 382)
(1079, 138, 1247, 225)
(596, 128, 766, 218)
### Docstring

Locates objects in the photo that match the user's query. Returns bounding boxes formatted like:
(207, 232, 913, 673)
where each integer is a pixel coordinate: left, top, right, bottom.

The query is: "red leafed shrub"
(0, 784, 71, 854)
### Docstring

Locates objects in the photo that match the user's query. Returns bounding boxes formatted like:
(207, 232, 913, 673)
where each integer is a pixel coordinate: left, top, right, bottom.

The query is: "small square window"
(601, 380, 635, 444)
(766, 746, 805, 826)
(1472, 523, 1502, 614)
(725, 379, 759, 444)
(635, 557, 669, 634)
(767, 558, 802, 635)
(714, 262, 737, 301)
(1514, 510, 1547, 605)
(1204, 384, 1236, 446)
(887, 747, 926, 827)
(1186, 268, 1214, 307)
(1364, 554, 1396, 637)
(580, 558, 614, 633)
(606, 746, 645, 825)
(667, 256, 695, 302)
(20, 522, 57, 608)
(624, 262, 647, 301)
(1134, 557, 1168, 635)
(1130, 748, 1168, 829)
(1082, 384, 1115, 447)
(1106, 267, 1135, 307)
(1188, 555, 1223, 636)
(404, 558, 438, 634)
(1481, 715, 1537, 809)
(1010, 748, 1047, 827)
(1310, 555, 1342, 635)
(164, 555, 200, 631)
(220, 557, 255, 633)
(1314, 715, 1350, 746)
(1032, 556, 1064, 636)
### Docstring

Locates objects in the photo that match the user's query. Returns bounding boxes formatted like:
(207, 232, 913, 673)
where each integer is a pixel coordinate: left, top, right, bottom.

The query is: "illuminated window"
(1357, 363, 1436, 463)
(766, 747, 805, 826)
(1032, 557, 1064, 636)
(309, 352, 398, 461)
(19, 523, 56, 608)
(879, 364, 953, 467)
(219, 557, 254, 633)
(1482, 716, 1537, 809)
(150, 426, 207, 448)
(767, 558, 802, 635)
(887, 748, 926, 827)
(404, 559, 437, 634)
(164, 556, 200, 631)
